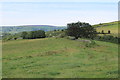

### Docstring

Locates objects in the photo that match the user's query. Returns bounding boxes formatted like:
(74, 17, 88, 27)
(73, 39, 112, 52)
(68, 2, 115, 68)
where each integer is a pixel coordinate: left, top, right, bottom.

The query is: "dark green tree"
(29, 31, 36, 39)
(67, 22, 82, 39)
(67, 21, 96, 39)
(21, 30, 46, 39)
(36, 30, 46, 38)
(21, 31, 28, 39)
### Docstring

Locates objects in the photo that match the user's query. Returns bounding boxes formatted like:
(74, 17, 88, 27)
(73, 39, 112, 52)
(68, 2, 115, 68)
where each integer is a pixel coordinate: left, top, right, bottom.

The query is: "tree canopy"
(67, 22, 97, 39)
(21, 30, 46, 39)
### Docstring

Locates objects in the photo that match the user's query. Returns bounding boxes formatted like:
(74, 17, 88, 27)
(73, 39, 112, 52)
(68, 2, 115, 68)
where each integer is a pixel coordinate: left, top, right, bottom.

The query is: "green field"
(3, 38, 118, 78)
(95, 21, 118, 37)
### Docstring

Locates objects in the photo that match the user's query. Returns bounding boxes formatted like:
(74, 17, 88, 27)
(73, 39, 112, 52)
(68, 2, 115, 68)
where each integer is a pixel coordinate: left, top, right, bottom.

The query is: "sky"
(0, 0, 119, 2)
(0, 0, 119, 26)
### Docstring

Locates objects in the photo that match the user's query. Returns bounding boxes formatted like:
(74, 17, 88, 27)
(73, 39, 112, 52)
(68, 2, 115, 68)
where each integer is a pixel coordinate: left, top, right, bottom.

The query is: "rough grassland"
(2, 38, 118, 78)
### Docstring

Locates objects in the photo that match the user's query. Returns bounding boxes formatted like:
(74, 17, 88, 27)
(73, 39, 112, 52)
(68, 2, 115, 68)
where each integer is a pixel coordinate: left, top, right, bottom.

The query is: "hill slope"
(3, 38, 118, 78)
(1, 25, 66, 34)
(93, 21, 118, 37)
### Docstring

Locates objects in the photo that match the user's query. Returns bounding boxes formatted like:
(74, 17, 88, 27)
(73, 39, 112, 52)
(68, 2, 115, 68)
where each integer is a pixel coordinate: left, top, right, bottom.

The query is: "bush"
(59, 33, 66, 38)
(21, 30, 46, 39)
(94, 35, 119, 44)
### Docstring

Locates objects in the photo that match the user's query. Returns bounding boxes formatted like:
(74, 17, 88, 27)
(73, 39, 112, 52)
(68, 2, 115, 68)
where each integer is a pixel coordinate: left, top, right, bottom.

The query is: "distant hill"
(1, 25, 67, 34)
(1, 21, 118, 37)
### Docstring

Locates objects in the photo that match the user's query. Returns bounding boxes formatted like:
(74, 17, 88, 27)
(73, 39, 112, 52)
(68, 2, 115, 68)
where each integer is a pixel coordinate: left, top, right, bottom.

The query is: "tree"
(36, 30, 46, 38)
(81, 25, 96, 39)
(21, 31, 28, 39)
(67, 21, 96, 39)
(54, 30, 56, 31)
(21, 30, 46, 39)
(29, 31, 36, 39)
(61, 29, 64, 31)
(67, 22, 81, 39)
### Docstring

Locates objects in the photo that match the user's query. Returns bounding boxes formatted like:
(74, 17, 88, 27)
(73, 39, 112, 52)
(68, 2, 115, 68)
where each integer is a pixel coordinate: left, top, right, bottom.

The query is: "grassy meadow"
(2, 38, 118, 78)
(1, 1, 118, 78)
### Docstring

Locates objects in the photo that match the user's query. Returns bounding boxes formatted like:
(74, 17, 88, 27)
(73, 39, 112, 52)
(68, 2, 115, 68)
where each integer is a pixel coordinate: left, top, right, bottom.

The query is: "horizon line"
(0, 20, 118, 27)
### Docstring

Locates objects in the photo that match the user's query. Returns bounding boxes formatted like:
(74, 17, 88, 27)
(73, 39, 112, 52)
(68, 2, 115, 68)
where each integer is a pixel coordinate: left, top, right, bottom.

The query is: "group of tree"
(21, 30, 46, 39)
(98, 30, 111, 34)
(66, 21, 97, 39)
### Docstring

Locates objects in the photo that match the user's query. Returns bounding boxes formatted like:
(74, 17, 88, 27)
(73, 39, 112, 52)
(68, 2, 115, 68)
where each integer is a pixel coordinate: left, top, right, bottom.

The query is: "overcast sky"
(0, 0, 119, 26)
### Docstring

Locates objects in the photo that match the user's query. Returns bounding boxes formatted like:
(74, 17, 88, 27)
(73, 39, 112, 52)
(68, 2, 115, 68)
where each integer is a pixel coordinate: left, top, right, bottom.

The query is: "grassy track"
(2, 38, 118, 78)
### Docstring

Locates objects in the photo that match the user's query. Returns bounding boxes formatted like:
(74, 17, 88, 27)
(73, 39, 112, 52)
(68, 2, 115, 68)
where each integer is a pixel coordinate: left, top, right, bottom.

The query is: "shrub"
(94, 35, 119, 44)
(59, 33, 66, 38)
(21, 30, 46, 39)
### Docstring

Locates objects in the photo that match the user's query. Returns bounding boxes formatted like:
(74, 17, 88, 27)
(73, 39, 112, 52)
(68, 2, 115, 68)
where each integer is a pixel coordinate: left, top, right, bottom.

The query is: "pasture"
(2, 38, 118, 78)
(95, 21, 118, 37)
